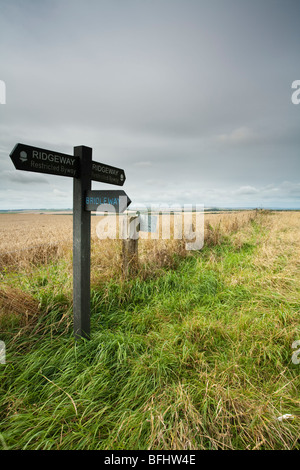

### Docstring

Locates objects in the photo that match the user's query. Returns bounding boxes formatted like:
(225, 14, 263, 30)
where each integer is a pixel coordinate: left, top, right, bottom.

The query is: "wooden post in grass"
(9, 141, 130, 339)
(122, 214, 140, 277)
(73, 146, 92, 340)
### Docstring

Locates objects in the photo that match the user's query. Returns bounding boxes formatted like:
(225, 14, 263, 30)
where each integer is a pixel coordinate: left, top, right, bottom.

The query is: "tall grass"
(0, 211, 299, 450)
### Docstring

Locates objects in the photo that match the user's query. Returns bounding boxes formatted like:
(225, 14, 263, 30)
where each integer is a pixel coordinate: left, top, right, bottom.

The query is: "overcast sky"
(0, 0, 299, 210)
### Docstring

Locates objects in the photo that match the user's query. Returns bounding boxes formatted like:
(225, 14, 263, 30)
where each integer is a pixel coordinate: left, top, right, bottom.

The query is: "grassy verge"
(0, 212, 299, 450)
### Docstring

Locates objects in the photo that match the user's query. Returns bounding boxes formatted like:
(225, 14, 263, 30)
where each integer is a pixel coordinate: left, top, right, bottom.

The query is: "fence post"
(122, 214, 140, 277)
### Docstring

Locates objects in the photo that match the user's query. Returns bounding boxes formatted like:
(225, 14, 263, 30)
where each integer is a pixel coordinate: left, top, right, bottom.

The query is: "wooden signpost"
(10, 143, 131, 340)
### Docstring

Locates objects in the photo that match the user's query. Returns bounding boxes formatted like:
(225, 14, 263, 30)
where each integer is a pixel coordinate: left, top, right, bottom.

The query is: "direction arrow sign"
(10, 143, 126, 185)
(85, 190, 131, 213)
(10, 143, 80, 178)
(91, 161, 125, 186)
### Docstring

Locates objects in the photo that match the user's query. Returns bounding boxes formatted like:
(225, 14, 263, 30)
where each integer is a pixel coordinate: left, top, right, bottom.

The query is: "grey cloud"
(3, 171, 50, 185)
(217, 128, 258, 146)
(134, 161, 152, 167)
(53, 189, 70, 198)
(0, 0, 299, 210)
(234, 186, 259, 196)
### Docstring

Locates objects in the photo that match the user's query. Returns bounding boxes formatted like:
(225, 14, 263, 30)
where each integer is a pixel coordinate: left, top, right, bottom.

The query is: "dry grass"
(0, 213, 73, 270)
(0, 210, 257, 273)
(0, 284, 41, 331)
(251, 211, 300, 303)
(253, 211, 300, 273)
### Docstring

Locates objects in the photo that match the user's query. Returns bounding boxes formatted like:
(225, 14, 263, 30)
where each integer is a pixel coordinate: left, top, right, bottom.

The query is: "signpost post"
(9, 142, 129, 340)
(73, 146, 92, 339)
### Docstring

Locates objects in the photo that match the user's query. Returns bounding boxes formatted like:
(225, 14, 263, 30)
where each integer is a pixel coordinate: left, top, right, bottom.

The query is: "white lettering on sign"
(92, 162, 119, 176)
(30, 160, 77, 176)
(31, 160, 60, 172)
(32, 150, 76, 166)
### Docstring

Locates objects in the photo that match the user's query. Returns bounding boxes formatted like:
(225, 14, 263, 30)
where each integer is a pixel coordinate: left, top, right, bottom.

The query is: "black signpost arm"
(73, 146, 92, 339)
